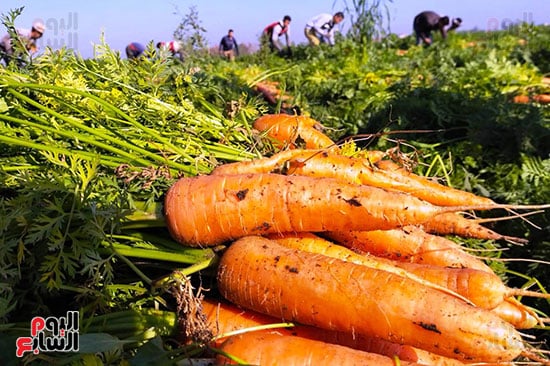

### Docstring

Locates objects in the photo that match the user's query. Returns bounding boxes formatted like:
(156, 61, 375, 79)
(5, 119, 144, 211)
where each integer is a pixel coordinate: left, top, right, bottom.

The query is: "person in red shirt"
(156, 40, 184, 61)
(262, 15, 292, 56)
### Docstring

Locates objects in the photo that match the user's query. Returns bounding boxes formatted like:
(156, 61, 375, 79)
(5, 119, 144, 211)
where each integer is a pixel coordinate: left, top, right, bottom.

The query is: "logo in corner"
(16, 311, 79, 357)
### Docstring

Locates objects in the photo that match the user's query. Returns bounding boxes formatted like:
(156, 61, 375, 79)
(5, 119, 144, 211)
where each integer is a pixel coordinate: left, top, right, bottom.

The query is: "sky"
(1, 0, 549, 59)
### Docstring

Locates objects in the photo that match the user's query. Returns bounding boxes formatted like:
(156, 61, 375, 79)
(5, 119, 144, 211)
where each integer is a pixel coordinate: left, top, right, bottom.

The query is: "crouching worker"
(125, 42, 145, 59)
(157, 40, 185, 61)
(304, 12, 344, 46)
(0, 19, 45, 66)
(413, 11, 462, 46)
(262, 15, 292, 56)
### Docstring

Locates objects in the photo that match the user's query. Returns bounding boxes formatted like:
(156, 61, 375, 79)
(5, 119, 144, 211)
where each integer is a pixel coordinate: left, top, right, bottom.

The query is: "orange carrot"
(211, 149, 386, 176)
(217, 236, 525, 362)
(491, 298, 540, 329)
(202, 298, 288, 348)
(390, 262, 550, 311)
(203, 298, 466, 365)
(217, 330, 415, 366)
(214, 149, 487, 207)
(255, 81, 293, 108)
(533, 94, 550, 104)
(270, 233, 550, 311)
(512, 95, 530, 104)
(268, 232, 473, 302)
(252, 113, 338, 151)
(374, 159, 496, 207)
(422, 212, 527, 243)
(325, 227, 495, 273)
(164, 173, 513, 247)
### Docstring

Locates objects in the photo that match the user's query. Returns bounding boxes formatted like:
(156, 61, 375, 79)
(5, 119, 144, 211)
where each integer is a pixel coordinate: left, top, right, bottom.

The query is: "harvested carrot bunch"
(252, 113, 339, 151)
(164, 114, 550, 365)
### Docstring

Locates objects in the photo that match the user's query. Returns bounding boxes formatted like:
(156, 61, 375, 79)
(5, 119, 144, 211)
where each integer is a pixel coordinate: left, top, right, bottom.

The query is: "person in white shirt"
(0, 19, 45, 65)
(262, 15, 292, 55)
(304, 12, 344, 46)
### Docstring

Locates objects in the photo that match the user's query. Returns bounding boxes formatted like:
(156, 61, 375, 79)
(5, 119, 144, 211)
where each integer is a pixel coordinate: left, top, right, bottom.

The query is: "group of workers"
(125, 40, 185, 61)
(0, 10, 462, 66)
(218, 12, 345, 61)
(219, 9, 461, 61)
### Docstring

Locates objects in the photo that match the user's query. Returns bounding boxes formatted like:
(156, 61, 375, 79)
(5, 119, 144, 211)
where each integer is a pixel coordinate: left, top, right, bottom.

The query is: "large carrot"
(217, 236, 526, 362)
(211, 149, 386, 176)
(268, 232, 474, 303)
(325, 227, 494, 273)
(213, 149, 490, 208)
(217, 330, 415, 366)
(252, 113, 338, 151)
(270, 233, 549, 311)
(203, 298, 466, 365)
(164, 173, 514, 247)
(211, 150, 535, 244)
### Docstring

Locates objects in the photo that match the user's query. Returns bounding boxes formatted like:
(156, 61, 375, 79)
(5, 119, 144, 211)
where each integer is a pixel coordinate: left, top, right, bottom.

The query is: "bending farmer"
(304, 12, 344, 46)
(262, 15, 292, 55)
(0, 19, 45, 66)
(413, 11, 462, 45)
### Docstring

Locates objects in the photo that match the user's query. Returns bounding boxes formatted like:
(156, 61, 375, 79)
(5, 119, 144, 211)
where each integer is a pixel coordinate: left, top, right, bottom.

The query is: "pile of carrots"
(163, 114, 550, 365)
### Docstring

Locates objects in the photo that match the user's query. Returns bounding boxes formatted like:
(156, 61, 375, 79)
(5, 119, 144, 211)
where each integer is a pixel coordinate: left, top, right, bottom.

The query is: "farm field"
(1, 9, 549, 365)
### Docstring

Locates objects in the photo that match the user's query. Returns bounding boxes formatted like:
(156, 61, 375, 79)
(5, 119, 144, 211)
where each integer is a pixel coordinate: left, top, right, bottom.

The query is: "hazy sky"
(1, 0, 548, 58)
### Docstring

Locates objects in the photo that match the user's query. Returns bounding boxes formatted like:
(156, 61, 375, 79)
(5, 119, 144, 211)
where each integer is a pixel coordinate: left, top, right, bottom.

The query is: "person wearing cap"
(304, 12, 344, 46)
(125, 42, 146, 60)
(413, 11, 462, 46)
(262, 15, 292, 55)
(0, 19, 45, 65)
(156, 40, 184, 61)
(219, 29, 239, 61)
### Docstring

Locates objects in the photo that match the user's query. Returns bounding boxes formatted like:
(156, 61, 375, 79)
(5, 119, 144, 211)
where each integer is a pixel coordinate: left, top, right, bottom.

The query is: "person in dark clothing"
(219, 29, 239, 61)
(413, 11, 462, 45)
(125, 42, 145, 59)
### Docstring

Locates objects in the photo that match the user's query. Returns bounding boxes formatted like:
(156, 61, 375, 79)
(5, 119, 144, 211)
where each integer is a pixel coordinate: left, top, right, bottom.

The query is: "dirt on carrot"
(270, 232, 549, 312)
(217, 236, 526, 362)
(202, 298, 466, 365)
(216, 330, 416, 366)
(213, 149, 491, 208)
(164, 173, 511, 247)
